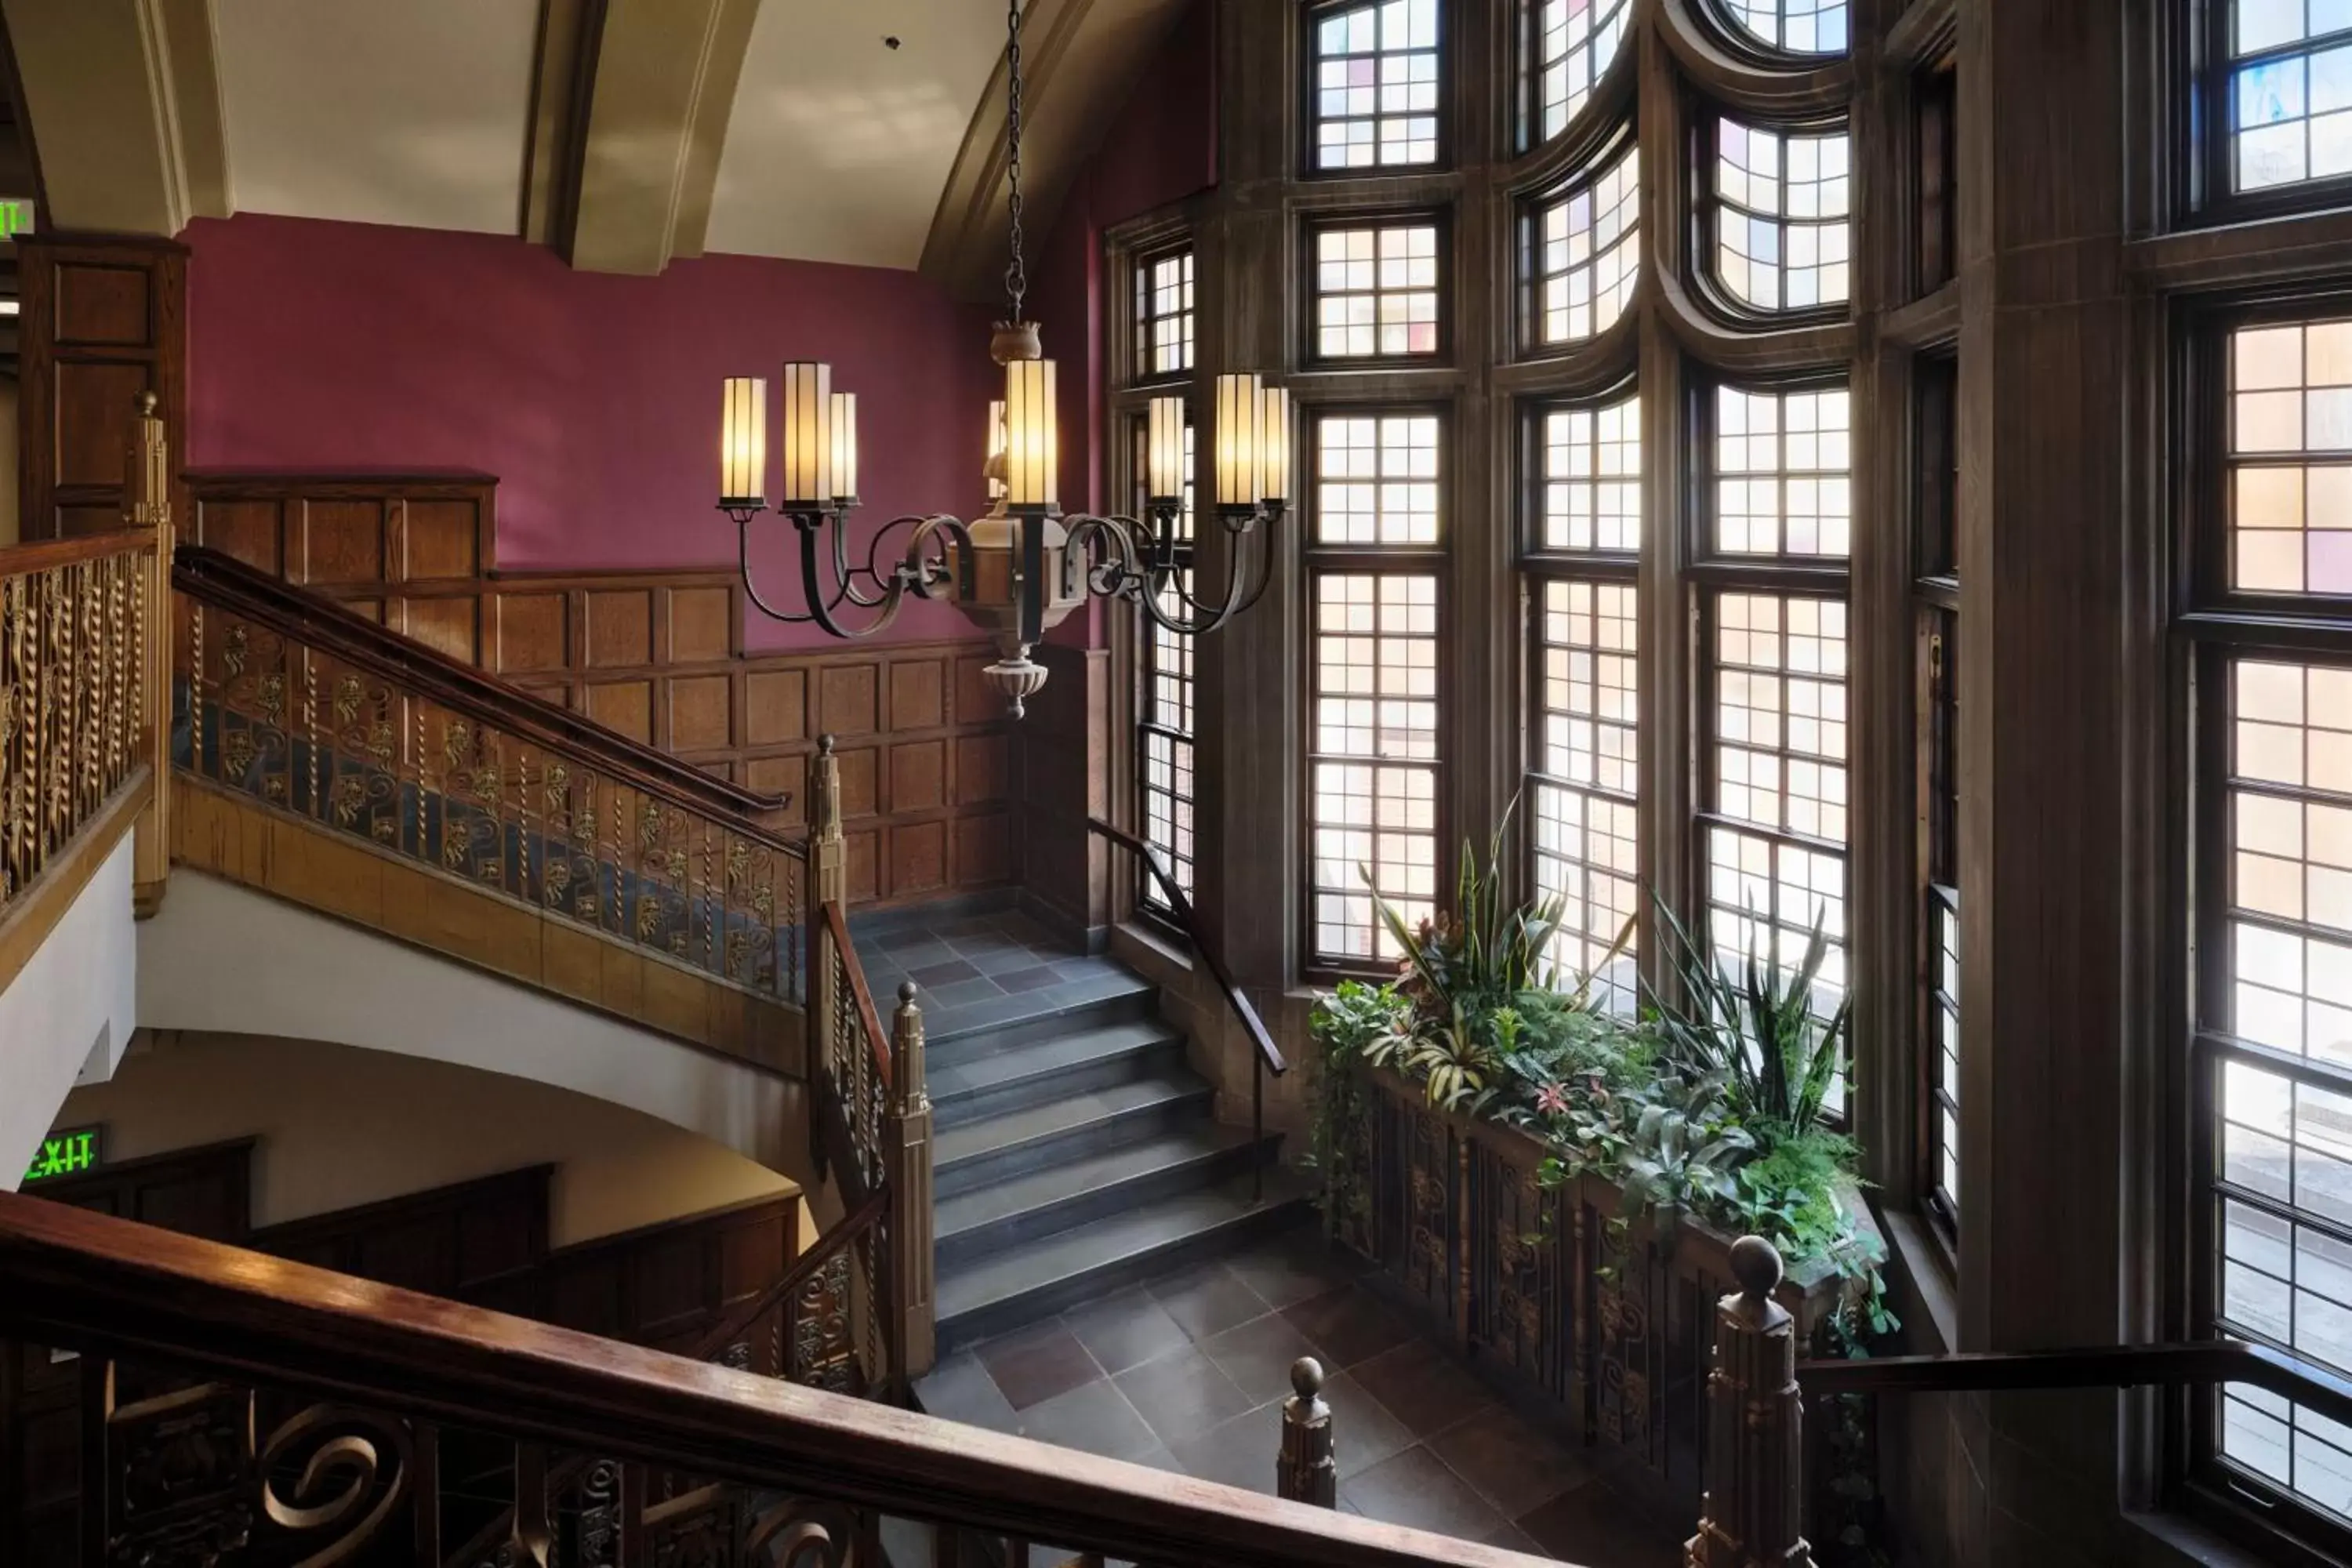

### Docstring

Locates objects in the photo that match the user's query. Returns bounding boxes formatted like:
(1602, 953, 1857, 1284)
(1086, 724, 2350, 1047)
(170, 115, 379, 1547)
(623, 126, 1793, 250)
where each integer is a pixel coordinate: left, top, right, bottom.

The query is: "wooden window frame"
(1302, 0, 1450, 180)
(1303, 209, 1455, 369)
(1694, 109, 1857, 329)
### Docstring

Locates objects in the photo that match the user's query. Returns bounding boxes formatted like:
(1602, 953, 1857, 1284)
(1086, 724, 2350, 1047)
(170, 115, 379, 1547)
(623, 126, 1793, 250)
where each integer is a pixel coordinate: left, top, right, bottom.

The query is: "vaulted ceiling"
(0, 0, 1190, 292)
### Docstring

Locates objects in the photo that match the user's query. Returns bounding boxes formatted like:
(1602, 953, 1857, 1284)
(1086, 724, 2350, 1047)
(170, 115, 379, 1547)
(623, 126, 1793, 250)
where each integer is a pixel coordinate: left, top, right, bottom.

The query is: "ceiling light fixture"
(717, 1, 1289, 717)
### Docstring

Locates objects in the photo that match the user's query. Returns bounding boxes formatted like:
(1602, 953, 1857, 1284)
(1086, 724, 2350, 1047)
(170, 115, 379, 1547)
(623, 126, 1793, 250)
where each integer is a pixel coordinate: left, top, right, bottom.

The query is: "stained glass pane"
(1715, 121, 1851, 312)
(2230, 0, 2352, 192)
(1317, 225, 1442, 358)
(1316, 414, 1443, 544)
(1311, 573, 1441, 960)
(1534, 579, 1639, 1009)
(1315, 0, 1441, 170)
(1720, 0, 1849, 55)
(1541, 394, 1642, 553)
(1537, 146, 1640, 346)
(1533, 0, 1632, 143)
(2229, 319, 2352, 596)
(1715, 385, 1853, 557)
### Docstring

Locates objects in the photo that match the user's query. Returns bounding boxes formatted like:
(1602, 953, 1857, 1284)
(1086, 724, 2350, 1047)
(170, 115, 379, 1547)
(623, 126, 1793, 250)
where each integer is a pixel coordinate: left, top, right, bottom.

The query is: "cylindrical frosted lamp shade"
(779, 361, 834, 506)
(720, 377, 768, 507)
(985, 398, 1008, 499)
(1214, 374, 1263, 510)
(1004, 360, 1058, 507)
(829, 391, 858, 501)
(1257, 385, 1293, 503)
(1146, 397, 1187, 504)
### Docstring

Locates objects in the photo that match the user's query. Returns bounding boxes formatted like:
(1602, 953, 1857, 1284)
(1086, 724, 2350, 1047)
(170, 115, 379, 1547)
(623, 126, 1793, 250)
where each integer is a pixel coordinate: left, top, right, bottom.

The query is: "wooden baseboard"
(169, 775, 805, 1079)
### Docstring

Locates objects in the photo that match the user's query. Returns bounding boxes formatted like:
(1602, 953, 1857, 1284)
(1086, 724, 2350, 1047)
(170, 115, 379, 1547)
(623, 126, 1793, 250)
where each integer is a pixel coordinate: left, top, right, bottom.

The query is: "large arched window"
(1311, 0, 1442, 171)
(1529, 0, 1631, 144)
(1718, 0, 1849, 56)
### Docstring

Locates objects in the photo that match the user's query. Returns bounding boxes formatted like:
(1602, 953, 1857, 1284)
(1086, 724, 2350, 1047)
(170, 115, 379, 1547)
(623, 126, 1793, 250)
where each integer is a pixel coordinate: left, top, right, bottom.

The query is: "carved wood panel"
(19, 235, 189, 542)
(187, 471, 1017, 908)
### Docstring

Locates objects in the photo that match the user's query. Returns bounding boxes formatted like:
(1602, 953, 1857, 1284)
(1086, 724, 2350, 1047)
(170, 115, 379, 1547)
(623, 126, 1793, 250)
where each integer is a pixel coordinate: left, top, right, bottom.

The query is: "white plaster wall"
(138, 871, 810, 1183)
(59, 1033, 795, 1246)
(0, 835, 138, 1186)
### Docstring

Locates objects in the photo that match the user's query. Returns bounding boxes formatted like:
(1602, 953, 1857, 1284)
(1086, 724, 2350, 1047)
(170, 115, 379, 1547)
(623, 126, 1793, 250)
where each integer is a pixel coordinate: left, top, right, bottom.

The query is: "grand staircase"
(853, 909, 1308, 1356)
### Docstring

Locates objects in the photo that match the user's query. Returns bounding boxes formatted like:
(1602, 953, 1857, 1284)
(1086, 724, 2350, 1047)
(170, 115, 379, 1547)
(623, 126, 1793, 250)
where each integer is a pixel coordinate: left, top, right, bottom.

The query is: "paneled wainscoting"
(183, 471, 1015, 908)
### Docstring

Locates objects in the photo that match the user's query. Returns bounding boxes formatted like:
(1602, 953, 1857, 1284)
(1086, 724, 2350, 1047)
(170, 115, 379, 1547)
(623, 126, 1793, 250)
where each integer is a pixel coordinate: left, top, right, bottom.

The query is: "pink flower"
(1535, 1082, 1570, 1116)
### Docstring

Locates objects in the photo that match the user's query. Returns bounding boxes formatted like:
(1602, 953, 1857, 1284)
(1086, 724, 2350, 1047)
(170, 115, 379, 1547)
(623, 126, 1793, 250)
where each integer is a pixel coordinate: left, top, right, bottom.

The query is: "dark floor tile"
(1014, 1377, 1158, 1461)
(1113, 1345, 1255, 1449)
(1482, 1520, 1545, 1555)
(977, 1322, 1103, 1411)
(909, 1350, 1019, 1433)
(922, 976, 1011, 1014)
(1515, 1477, 1684, 1568)
(909, 957, 985, 987)
(993, 964, 1067, 994)
(1340, 1445, 1509, 1542)
(879, 926, 949, 951)
(1062, 1287, 1193, 1375)
(1316, 1370, 1419, 1479)
(1348, 1341, 1498, 1440)
(1167, 1397, 1283, 1494)
(1428, 1404, 1592, 1519)
(1279, 1286, 1414, 1370)
(1148, 1264, 1271, 1344)
(1196, 1312, 1325, 1406)
(966, 941, 1061, 976)
(1221, 1232, 1367, 1311)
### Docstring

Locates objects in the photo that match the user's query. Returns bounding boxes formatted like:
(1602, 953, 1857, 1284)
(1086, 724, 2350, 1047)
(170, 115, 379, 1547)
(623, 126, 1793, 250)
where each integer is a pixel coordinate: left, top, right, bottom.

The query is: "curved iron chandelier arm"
(735, 514, 822, 625)
(796, 518, 909, 641)
(898, 514, 975, 601)
(1060, 514, 1147, 603)
(1133, 528, 1254, 637)
(1233, 517, 1280, 615)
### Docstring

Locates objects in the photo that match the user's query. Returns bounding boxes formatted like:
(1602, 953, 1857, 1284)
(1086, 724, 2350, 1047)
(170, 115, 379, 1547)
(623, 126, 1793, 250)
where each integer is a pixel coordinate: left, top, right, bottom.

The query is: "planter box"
(1333, 1065, 1857, 1512)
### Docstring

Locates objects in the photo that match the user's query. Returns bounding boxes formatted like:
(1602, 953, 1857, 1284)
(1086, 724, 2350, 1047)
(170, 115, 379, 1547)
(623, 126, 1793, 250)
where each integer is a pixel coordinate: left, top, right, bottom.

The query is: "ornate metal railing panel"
(0, 532, 154, 915)
(0, 1194, 1549, 1568)
(816, 900, 892, 1200)
(174, 592, 804, 1002)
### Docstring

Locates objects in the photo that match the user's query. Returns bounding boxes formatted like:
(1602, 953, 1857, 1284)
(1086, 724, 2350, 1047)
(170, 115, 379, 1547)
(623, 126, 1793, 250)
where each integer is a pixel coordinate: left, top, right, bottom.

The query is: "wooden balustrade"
(170, 546, 808, 1002)
(0, 1192, 1551, 1568)
(0, 523, 161, 990)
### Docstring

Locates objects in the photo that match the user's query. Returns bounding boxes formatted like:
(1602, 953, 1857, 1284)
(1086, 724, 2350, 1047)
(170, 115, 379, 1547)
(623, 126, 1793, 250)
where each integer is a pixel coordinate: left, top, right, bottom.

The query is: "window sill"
(1877, 1206, 1959, 1355)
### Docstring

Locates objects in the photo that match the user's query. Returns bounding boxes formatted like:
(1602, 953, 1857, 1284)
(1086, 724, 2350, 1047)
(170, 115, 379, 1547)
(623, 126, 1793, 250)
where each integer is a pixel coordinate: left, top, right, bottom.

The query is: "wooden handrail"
(1088, 817, 1287, 1077)
(0, 1194, 1544, 1568)
(1795, 1339, 2352, 1432)
(685, 1184, 891, 1365)
(826, 896, 894, 1089)
(172, 544, 801, 848)
(0, 528, 156, 575)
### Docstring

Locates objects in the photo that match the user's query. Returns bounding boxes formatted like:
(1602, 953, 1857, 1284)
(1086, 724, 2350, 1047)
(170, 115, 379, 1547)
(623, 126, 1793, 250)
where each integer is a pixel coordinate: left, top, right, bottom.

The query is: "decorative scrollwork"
(745, 1498, 858, 1568)
(256, 1403, 413, 1563)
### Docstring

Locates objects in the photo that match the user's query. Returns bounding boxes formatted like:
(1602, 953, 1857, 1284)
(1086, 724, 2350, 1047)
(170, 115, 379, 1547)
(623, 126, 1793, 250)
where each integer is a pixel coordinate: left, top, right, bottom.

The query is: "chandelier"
(716, 2, 1290, 717)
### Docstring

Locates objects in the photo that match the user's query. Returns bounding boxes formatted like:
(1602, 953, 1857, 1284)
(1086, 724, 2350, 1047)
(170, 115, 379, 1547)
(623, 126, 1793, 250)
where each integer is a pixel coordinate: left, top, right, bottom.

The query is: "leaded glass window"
(2230, 318, 2352, 595)
(1316, 224, 1442, 359)
(1136, 249, 1195, 379)
(1536, 146, 1640, 347)
(1313, 0, 1441, 170)
(1715, 121, 1852, 313)
(1720, 0, 1849, 55)
(2229, 2, 2352, 192)
(1532, 0, 1632, 143)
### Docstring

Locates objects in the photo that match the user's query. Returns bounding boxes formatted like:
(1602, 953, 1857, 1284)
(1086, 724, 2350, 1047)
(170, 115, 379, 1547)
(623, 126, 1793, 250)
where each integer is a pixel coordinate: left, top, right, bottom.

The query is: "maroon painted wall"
(184, 213, 998, 650)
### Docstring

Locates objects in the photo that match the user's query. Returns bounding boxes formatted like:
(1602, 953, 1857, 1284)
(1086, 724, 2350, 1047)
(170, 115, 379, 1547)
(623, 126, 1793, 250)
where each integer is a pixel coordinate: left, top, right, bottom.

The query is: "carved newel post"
(808, 735, 848, 1175)
(1686, 1236, 1812, 1568)
(126, 390, 172, 916)
(884, 979, 937, 1385)
(1277, 1357, 1337, 1507)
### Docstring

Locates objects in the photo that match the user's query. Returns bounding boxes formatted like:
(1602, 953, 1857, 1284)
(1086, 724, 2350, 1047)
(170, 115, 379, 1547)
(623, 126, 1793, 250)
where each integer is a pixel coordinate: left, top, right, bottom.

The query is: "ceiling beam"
(562, 0, 763, 275)
(0, 0, 230, 234)
(921, 0, 1193, 306)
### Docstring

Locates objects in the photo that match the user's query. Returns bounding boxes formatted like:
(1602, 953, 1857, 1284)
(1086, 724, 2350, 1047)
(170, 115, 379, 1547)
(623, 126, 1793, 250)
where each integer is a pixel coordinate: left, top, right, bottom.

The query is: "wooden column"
(884, 978, 936, 1385)
(1685, 1238, 1810, 1568)
(125, 391, 171, 917)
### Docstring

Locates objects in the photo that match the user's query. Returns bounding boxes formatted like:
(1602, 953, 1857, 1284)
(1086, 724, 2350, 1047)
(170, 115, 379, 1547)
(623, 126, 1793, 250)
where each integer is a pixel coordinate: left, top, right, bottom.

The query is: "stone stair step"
(933, 1070, 1217, 1199)
(935, 1173, 1313, 1355)
(929, 1019, 1188, 1130)
(935, 1125, 1276, 1270)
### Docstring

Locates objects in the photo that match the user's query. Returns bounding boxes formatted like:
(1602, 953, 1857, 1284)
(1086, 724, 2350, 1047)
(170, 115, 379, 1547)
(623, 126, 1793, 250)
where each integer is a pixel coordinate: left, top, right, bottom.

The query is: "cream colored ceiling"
(212, 0, 542, 236)
(710, 0, 1009, 268)
(5, 0, 1167, 283)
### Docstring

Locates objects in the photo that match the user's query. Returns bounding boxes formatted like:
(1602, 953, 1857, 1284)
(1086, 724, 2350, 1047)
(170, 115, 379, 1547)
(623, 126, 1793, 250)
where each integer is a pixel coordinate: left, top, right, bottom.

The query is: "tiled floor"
(852, 907, 1142, 1040)
(913, 1229, 1686, 1566)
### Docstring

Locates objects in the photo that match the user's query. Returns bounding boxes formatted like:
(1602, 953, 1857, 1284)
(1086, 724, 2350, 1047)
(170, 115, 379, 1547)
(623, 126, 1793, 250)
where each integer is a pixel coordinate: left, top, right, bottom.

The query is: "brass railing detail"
(172, 586, 805, 1002)
(0, 530, 157, 920)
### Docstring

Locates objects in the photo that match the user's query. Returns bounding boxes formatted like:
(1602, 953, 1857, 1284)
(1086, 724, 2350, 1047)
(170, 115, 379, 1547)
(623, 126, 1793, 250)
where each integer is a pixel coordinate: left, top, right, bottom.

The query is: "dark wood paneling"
(183, 471, 1019, 908)
(18, 235, 188, 542)
(538, 1194, 797, 1362)
(251, 1166, 551, 1311)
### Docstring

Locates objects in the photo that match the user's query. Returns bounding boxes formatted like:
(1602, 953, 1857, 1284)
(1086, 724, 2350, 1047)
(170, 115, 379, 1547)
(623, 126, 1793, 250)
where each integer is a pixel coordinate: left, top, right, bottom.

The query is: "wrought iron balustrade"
(170, 545, 808, 1001)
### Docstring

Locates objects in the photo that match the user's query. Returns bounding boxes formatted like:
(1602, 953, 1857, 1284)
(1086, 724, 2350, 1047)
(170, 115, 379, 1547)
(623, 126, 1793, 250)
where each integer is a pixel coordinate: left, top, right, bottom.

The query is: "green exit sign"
(0, 201, 34, 239)
(23, 1126, 100, 1186)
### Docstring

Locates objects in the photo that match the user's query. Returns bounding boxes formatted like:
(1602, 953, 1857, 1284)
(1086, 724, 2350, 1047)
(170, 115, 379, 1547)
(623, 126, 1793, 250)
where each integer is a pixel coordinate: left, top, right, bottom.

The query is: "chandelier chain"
(1004, 0, 1028, 321)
